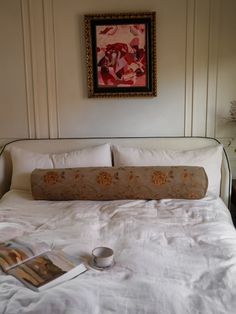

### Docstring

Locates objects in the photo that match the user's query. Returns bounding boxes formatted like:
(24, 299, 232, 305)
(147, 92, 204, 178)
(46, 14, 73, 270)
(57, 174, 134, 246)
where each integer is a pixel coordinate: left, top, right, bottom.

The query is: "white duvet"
(0, 191, 236, 314)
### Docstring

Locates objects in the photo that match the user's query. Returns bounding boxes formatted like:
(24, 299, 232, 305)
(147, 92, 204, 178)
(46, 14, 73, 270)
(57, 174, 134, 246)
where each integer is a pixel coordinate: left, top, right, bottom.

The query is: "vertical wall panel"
(0, 0, 29, 139)
(192, 0, 210, 136)
(28, 0, 49, 138)
(21, 0, 36, 138)
(184, 0, 221, 138)
(53, 0, 187, 138)
(184, 0, 195, 136)
(206, 0, 220, 138)
(43, 0, 59, 138)
(20, 0, 59, 139)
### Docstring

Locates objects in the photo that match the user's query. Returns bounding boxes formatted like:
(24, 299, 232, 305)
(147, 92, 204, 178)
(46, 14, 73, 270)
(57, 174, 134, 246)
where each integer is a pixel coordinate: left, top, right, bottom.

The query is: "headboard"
(0, 137, 232, 207)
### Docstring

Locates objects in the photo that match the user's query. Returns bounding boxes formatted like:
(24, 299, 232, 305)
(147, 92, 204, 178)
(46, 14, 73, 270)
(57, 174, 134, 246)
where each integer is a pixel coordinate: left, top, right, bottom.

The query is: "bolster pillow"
(31, 166, 208, 201)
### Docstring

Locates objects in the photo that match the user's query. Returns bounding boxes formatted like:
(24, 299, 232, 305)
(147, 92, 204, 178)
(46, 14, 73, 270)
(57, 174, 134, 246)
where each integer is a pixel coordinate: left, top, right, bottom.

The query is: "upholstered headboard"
(0, 137, 232, 207)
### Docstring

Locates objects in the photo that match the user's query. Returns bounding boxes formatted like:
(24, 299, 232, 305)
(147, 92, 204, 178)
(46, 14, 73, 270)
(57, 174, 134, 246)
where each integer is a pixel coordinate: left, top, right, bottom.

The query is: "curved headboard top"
(0, 137, 231, 207)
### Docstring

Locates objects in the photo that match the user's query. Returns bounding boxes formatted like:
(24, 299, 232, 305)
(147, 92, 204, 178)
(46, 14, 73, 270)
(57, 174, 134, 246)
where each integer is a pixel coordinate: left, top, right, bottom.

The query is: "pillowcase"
(10, 147, 53, 191)
(51, 143, 112, 168)
(112, 144, 223, 196)
(31, 166, 208, 201)
(10, 144, 112, 191)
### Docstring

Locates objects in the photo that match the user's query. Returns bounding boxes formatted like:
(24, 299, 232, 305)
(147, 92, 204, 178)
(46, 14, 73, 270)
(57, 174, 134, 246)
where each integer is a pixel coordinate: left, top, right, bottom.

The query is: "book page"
(0, 239, 50, 272)
(8, 251, 82, 290)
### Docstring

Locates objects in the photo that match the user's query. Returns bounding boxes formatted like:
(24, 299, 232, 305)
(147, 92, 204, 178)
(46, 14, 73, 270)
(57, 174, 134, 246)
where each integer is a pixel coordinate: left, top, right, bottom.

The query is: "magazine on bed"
(0, 239, 87, 291)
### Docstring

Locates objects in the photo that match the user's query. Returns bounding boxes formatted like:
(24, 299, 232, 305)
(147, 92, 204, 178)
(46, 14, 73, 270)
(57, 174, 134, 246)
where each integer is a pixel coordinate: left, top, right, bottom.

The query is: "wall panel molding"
(28, 0, 49, 138)
(206, 0, 221, 138)
(20, 0, 59, 139)
(184, 0, 195, 136)
(191, 0, 210, 136)
(185, 0, 220, 138)
(20, 0, 36, 138)
(43, 0, 59, 138)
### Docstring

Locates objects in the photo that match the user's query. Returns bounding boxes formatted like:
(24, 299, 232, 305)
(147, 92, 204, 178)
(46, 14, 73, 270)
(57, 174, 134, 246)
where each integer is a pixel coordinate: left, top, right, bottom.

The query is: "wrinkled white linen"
(0, 190, 236, 314)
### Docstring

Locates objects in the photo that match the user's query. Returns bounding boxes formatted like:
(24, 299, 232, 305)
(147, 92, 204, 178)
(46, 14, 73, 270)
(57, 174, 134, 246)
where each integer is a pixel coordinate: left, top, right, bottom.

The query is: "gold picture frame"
(84, 12, 157, 98)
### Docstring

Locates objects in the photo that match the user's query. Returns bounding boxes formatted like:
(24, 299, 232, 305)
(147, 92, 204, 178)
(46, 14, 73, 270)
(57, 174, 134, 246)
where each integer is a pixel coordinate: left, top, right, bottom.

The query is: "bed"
(0, 137, 236, 314)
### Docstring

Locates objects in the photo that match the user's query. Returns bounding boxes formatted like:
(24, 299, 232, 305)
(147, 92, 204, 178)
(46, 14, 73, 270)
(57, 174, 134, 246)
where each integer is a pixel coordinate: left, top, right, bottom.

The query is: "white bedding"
(0, 191, 236, 314)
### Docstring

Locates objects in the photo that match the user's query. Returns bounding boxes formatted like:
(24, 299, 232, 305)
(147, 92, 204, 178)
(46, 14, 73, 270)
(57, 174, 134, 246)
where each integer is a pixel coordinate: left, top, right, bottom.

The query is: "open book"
(0, 239, 87, 291)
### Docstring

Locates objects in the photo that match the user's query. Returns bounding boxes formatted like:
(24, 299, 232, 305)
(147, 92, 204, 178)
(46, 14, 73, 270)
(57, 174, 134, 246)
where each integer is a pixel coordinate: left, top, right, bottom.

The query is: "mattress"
(0, 190, 236, 314)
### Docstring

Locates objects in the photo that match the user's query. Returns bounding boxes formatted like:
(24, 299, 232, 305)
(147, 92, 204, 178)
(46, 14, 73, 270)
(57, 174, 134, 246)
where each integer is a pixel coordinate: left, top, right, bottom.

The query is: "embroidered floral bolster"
(31, 166, 208, 201)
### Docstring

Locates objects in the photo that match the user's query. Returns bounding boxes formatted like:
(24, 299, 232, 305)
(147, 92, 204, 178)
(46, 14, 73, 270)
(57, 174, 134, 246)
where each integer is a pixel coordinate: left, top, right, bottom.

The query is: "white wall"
(0, 0, 236, 171)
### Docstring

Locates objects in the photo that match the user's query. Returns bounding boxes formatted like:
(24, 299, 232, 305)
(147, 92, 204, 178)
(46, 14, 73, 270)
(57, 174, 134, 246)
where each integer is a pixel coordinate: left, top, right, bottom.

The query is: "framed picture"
(84, 12, 157, 98)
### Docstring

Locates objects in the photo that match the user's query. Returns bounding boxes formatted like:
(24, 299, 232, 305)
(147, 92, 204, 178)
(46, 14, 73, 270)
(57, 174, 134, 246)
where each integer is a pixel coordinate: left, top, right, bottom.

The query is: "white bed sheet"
(0, 191, 236, 314)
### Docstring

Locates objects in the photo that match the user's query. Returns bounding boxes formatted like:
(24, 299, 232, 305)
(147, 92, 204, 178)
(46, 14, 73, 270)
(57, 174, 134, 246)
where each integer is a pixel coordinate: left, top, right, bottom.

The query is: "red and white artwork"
(96, 24, 147, 88)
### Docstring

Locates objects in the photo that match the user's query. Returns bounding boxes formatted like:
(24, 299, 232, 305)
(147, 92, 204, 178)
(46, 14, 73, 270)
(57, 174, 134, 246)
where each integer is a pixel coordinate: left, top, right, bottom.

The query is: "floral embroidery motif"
(129, 172, 134, 181)
(151, 171, 167, 186)
(96, 172, 113, 186)
(188, 192, 199, 199)
(128, 171, 139, 181)
(181, 170, 192, 181)
(74, 170, 80, 181)
(43, 171, 60, 185)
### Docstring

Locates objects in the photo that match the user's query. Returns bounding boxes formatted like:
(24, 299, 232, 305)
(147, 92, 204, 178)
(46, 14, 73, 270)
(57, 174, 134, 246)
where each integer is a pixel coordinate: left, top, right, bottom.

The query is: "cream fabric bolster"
(31, 166, 208, 201)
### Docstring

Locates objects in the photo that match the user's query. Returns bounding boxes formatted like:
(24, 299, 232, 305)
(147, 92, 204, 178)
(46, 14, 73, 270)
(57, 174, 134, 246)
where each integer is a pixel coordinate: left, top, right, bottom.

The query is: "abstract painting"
(84, 12, 157, 97)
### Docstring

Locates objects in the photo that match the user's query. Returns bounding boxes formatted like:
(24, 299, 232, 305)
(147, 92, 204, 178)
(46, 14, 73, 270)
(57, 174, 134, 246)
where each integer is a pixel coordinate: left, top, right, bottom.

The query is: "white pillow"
(10, 147, 53, 191)
(10, 144, 112, 191)
(112, 144, 223, 196)
(51, 144, 112, 168)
